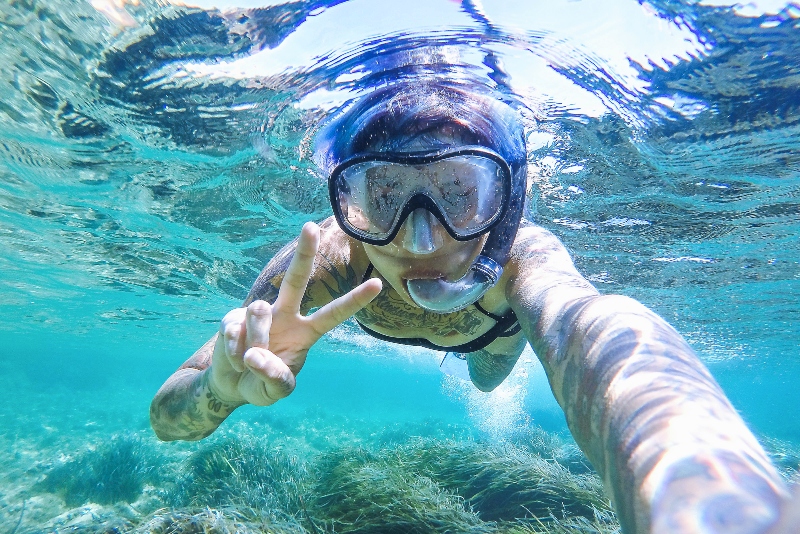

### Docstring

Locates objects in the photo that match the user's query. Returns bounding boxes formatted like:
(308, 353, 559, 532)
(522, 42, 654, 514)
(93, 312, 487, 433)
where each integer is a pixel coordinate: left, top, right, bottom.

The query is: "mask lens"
(333, 151, 509, 242)
(426, 156, 505, 234)
(336, 162, 407, 240)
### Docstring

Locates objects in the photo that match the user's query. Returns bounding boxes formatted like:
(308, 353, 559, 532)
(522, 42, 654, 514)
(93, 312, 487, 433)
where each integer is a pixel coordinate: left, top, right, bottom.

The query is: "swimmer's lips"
(400, 261, 471, 285)
(400, 266, 448, 280)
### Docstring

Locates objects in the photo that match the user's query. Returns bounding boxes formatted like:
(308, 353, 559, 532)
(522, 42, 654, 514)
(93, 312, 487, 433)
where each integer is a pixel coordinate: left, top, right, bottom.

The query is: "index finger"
(308, 277, 382, 337)
(273, 222, 320, 313)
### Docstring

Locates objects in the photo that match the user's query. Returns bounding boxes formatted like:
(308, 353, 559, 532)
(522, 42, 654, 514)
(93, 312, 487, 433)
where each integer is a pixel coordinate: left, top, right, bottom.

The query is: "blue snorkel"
(316, 82, 527, 314)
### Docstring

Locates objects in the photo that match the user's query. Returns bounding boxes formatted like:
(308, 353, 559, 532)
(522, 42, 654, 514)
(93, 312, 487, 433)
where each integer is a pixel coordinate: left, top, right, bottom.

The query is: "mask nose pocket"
(402, 208, 443, 254)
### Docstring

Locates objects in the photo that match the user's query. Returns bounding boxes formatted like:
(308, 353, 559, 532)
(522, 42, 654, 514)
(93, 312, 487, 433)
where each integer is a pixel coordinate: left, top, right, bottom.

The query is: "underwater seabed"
(2, 402, 800, 534)
(3, 429, 799, 534)
(1, 334, 799, 534)
(1, 413, 613, 534)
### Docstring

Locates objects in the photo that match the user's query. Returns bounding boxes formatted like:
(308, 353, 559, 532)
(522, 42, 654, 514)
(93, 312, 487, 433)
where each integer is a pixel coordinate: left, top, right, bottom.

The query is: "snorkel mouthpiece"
(407, 255, 503, 313)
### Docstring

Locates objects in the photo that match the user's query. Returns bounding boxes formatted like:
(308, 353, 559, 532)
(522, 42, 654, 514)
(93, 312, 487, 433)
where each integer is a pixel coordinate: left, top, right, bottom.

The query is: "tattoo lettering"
(150, 370, 239, 441)
(356, 285, 484, 339)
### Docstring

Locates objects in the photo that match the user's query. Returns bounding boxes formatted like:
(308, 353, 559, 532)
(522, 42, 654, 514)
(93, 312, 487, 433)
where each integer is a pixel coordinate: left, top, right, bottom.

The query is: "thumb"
(239, 347, 296, 406)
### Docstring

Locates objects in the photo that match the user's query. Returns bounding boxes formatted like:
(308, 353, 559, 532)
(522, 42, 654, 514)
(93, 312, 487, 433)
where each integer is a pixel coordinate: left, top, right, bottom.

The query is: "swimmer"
(150, 83, 791, 533)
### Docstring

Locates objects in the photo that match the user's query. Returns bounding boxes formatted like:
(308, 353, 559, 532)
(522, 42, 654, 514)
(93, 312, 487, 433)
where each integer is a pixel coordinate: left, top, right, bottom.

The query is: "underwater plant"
(503, 425, 595, 475)
(305, 437, 616, 533)
(761, 435, 800, 481)
(311, 447, 493, 534)
(37, 433, 162, 507)
(394, 439, 612, 522)
(26, 422, 622, 533)
(367, 418, 478, 448)
(503, 513, 621, 534)
(176, 433, 310, 523)
(132, 507, 309, 534)
(25, 418, 622, 533)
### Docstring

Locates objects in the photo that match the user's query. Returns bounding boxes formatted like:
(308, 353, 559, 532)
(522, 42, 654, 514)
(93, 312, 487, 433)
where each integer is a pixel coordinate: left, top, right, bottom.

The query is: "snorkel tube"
(406, 256, 502, 313)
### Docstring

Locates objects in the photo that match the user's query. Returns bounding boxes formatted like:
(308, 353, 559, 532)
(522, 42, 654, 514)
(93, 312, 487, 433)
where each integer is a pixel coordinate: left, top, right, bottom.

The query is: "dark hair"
(314, 82, 527, 181)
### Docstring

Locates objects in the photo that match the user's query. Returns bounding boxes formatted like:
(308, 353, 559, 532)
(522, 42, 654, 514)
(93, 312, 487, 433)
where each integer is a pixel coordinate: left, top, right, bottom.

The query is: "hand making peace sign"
(207, 222, 383, 406)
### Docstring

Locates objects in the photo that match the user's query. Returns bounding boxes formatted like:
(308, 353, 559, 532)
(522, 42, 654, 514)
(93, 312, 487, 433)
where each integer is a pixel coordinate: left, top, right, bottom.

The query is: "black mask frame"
(328, 145, 512, 246)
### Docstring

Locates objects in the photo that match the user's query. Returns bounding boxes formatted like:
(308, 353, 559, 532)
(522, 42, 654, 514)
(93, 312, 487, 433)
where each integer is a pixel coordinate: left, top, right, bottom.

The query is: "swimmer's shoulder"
(315, 216, 370, 277)
(501, 219, 594, 304)
(473, 221, 566, 311)
(301, 217, 371, 306)
(244, 216, 368, 307)
(502, 219, 572, 271)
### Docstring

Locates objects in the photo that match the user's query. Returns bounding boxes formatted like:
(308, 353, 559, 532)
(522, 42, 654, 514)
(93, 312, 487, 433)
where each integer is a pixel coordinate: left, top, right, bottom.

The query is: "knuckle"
(222, 322, 242, 341)
(332, 303, 348, 323)
(247, 300, 271, 316)
(264, 364, 287, 382)
(266, 369, 295, 397)
(295, 249, 315, 264)
(285, 272, 305, 288)
(220, 308, 245, 332)
(267, 379, 294, 400)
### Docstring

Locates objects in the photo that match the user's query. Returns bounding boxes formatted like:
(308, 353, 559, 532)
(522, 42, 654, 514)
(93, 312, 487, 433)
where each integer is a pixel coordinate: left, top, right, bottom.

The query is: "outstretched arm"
(505, 223, 788, 533)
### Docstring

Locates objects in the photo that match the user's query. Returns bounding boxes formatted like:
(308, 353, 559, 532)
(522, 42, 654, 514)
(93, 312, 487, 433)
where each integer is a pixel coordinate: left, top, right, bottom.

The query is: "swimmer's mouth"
(401, 275, 439, 293)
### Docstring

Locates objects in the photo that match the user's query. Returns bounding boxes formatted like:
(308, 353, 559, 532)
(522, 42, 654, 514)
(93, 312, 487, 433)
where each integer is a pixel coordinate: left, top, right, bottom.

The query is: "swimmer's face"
(356, 125, 489, 306)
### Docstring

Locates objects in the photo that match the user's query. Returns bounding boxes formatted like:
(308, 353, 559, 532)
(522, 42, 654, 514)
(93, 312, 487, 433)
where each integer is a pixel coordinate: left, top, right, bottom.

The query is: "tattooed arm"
(150, 220, 377, 441)
(505, 222, 788, 533)
(149, 244, 294, 441)
(149, 234, 299, 441)
(149, 336, 243, 441)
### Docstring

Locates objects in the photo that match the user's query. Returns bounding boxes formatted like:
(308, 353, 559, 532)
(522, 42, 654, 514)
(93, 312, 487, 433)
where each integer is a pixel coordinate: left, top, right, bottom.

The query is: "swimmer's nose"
(402, 208, 443, 254)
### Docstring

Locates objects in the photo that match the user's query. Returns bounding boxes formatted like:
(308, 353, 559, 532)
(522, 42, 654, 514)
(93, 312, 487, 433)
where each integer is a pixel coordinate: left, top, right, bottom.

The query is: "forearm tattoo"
(466, 336, 527, 392)
(150, 370, 240, 442)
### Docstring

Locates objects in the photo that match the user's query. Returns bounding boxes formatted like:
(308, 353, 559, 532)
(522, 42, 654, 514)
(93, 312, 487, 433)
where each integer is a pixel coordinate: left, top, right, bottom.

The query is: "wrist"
(203, 368, 246, 409)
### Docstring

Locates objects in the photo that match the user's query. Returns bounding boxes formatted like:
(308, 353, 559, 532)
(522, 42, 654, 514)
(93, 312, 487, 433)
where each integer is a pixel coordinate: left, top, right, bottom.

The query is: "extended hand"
(208, 222, 382, 406)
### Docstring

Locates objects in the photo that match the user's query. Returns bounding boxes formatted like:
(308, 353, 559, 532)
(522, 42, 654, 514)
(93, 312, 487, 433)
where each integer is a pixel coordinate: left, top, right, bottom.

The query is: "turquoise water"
(1, 0, 799, 531)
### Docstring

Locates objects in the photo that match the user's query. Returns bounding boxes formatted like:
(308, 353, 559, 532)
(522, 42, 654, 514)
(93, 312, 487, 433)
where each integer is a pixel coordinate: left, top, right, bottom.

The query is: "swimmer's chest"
(353, 283, 503, 345)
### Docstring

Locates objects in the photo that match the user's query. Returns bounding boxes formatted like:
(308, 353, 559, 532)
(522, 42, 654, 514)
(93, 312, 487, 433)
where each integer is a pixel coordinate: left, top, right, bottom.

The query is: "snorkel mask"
(316, 82, 527, 314)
